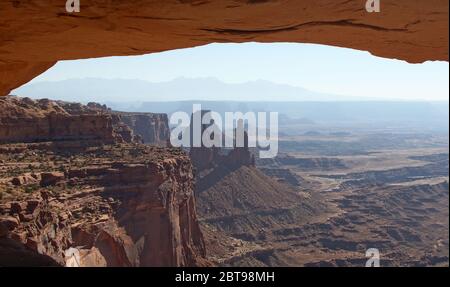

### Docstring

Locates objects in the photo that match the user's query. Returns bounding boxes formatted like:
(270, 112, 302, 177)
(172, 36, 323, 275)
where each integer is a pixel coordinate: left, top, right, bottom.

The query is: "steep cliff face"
(0, 0, 448, 96)
(60, 101, 141, 144)
(116, 113, 170, 146)
(0, 143, 208, 267)
(188, 110, 255, 172)
(0, 97, 209, 267)
(59, 101, 169, 145)
(190, 131, 255, 173)
(0, 96, 172, 145)
(0, 97, 117, 144)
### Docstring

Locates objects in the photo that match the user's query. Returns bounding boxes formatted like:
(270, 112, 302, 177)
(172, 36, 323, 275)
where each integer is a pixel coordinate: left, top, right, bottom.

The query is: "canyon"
(0, 96, 448, 267)
(177, 106, 449, 266)
(0, 96, 209, 267)
(197, 141, 449, 266)
(0, 0, 448, 268)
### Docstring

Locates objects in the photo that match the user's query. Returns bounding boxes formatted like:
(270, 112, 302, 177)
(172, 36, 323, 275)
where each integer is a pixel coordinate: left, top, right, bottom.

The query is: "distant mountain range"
(11, 77, 448, 131)
(13, 77, 378, 102)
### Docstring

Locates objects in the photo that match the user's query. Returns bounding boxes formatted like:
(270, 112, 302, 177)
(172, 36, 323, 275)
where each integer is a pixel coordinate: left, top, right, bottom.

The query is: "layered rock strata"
(0, 143, 208, 267)
(0, 97, 208, 267)
(116, 112, 170, 146)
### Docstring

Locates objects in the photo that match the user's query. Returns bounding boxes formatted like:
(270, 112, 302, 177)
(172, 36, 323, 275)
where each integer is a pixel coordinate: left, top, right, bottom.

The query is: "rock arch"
(0, 0, 448, 96)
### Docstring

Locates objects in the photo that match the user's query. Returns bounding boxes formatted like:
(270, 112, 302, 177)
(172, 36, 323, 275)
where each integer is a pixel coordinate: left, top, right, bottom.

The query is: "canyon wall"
(0, 145, 208, 266)
(117, 113, 170, 146)
(0, 97, 117, 144)
(0, 0, 448, 96)
(0, 97, 171, 146)
(0, 97, 209, 267)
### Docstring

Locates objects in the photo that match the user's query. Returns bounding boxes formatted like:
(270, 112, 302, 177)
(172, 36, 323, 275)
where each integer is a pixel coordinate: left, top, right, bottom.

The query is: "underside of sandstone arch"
(0, 0, 448, 97)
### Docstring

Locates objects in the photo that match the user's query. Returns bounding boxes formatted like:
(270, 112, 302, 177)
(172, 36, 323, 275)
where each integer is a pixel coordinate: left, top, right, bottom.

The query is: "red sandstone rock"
(116, 113, 170, 146)
(0, 96, 169, 145)
(0, 96, 116, 144)
(0, 1, 448, 96)
(190, 129, 255, 172)
(0, 216, 19, 231)
(0, 97, 209, 267)
(40, 172, 65, 187)
(11, 174, 40, 186)
(0, 143, 210, 267)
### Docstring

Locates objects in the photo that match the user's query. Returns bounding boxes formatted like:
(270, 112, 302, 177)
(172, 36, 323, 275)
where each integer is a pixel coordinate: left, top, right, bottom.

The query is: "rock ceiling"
(0, 0, 448, 96)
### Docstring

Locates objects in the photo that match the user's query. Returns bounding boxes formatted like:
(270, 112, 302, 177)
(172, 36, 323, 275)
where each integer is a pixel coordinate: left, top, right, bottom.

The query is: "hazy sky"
(27, 43, 449, 101)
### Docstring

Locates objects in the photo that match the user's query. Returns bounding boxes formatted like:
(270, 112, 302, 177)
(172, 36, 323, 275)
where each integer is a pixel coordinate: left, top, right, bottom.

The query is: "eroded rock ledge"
(0, 0, 448, 96)
(0, 97, 208, 267)
(0, 96, 170, 146)
(0, 143, 208, 266)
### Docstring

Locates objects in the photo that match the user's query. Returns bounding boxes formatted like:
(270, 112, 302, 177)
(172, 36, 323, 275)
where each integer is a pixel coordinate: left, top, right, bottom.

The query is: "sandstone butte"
(0, 0, 448, 97)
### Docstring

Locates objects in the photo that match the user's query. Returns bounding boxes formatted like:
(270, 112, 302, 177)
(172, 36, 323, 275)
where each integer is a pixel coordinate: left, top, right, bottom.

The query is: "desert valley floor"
(202, 141, 449, 267)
